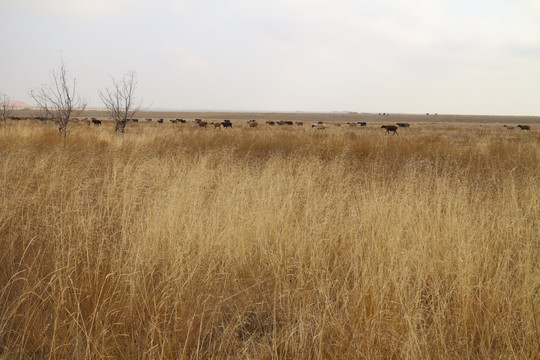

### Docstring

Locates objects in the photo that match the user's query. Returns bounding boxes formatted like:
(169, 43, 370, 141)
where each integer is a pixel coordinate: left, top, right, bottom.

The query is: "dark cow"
(381, 125, 398, 135)
(357, 122, 367, 126)
(396, 123, 410, 128)
(295, 122, 303, 126)
(517, 125, 531, 131)
(132, 118, 139, 123)
(92, 119, 102, 126)
(221, 121, 232, 128)
(266, 121, 275, 125)
(198, 121, 208, 127)
(157, 119, 164, 124)
(211, 122, 221, 128)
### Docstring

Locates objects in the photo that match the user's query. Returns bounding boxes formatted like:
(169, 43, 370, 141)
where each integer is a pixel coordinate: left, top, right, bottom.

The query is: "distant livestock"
(295, 122, 303, 126)
(517, 125, 531, 131)
(145, 118, 152, 122)
(247, 120, 258, 128)
(312, 124, 326, 130)
(198, 121, 208, 127)
(266, 121, 275, 126)
(211, 122, 221, 128)
(347, 122, 357, 127)
(357, 122, 367, 126)
(157, 119, 164, 124)
(381, 125, 398, 135)
(396, 123, 410, 128)
(132, 118, 138, 123)
(91, 119, 102, 126)
(221, 121, 232, 128)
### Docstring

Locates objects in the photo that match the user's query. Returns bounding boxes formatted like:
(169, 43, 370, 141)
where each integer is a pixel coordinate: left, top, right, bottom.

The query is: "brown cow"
(381, 125, 398, 135)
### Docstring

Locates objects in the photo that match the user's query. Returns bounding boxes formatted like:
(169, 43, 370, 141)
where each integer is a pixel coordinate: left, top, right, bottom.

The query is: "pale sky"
(1, 0, 539, 115)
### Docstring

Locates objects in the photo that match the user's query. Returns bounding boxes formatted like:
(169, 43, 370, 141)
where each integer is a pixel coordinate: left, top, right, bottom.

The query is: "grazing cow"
(157, 119, 164, 124)
(132, 118, 139, 123)
(211, 122, 221, 128)
(295, 122, 303, 126)
(357, 122, 367, 126)
(317, 121, 324, 124)
(221, 121, 232, 128)
(198, 121, 208, 127)
(396, 123, 410, 128)
(517, 125, 531, 131)
(503, 125, 515, 130)
(266, 121, 275, 126)
(312, 124, 326, 130)
(179, 119, 187, 123)
(91, 119, 102, 126)
(146, 118, 153, 121)
(347, 122, 357, 127)
(381, 125, 398, 134)
(170, 119, 178, 123)
(247, 120, 258, 128)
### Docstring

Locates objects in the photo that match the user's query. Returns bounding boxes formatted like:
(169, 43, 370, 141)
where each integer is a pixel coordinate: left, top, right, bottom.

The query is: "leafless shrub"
(30, 60, 87, 139)
(99, 71, 141, 139)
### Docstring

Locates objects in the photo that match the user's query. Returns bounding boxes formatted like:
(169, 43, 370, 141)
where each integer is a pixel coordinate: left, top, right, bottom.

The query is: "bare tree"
(99, 71, 141, 139)
(30, 60, 87, 139)
(0, 93, 15, 128)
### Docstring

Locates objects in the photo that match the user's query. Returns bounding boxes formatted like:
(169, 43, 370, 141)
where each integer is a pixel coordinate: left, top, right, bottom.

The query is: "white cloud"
(171, 46, 214, 72)
(8, 0, 149, 17)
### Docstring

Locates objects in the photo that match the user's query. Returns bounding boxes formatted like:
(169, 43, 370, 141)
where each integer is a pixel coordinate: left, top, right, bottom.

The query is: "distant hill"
(0, 100, 31, 109)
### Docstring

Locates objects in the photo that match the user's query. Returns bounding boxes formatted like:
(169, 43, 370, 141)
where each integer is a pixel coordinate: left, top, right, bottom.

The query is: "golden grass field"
(1, 112, 540, 359)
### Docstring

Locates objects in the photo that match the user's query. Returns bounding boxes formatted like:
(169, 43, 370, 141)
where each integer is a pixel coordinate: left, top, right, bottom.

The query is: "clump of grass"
(1, 121, 539, 358)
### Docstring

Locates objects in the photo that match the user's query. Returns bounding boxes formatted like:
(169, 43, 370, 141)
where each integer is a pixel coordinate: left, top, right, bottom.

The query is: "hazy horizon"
(1, 0, 539, 116)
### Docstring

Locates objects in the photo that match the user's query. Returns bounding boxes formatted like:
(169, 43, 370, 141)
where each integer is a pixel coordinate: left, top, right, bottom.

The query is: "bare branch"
(0, 93, 16, 128)
(30, 59, 87, 138)
(99, 71, 142, 136)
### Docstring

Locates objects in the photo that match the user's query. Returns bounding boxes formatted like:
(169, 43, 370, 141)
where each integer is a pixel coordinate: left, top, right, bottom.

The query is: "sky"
(1, 0, 539, 115)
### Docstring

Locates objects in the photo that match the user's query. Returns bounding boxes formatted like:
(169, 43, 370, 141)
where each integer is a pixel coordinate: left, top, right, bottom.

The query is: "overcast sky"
(1, 0, 539, 115)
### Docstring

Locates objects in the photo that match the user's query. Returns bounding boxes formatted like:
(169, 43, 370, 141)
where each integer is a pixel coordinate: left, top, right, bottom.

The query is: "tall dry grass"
(1, 120, 539, 359)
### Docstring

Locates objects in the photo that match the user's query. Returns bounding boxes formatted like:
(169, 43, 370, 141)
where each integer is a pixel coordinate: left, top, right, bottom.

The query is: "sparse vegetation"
(0, 117, 539, 359)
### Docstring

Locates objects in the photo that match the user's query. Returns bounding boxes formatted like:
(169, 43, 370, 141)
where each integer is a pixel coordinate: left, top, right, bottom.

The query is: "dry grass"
(1, 118, 539, 359)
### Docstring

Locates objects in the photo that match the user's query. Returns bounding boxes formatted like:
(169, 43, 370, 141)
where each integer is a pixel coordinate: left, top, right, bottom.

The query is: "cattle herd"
(4, 115, 534, 134)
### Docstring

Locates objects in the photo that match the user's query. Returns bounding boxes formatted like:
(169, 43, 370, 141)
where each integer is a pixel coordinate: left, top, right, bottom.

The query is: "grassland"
(1, 114, 539, 359)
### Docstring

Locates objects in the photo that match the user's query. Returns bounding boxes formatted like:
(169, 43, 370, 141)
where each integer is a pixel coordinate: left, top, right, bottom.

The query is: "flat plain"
(1, 111, 539, 359)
